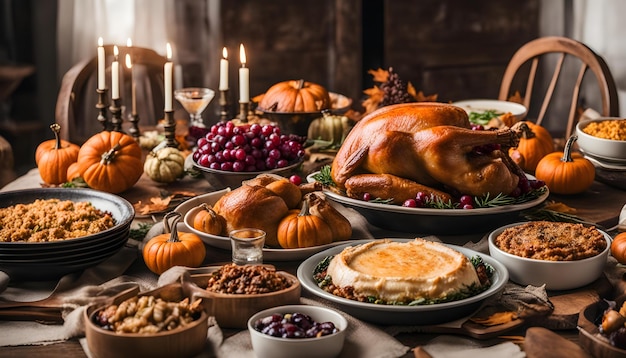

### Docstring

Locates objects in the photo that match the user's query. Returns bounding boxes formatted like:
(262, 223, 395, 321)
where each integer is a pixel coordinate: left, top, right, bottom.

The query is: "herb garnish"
(468, 110, 502, 125)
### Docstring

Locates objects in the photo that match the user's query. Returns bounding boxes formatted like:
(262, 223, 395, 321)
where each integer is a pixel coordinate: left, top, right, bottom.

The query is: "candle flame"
(125, 53, 132, 69)
(98, 37, 103, 47)
(166, 43, 172, 60)
(239, 44, 246, 66)
(127, 38, 133, 47)
(222, 47, 228, 59)
(113, 45, 119, 60)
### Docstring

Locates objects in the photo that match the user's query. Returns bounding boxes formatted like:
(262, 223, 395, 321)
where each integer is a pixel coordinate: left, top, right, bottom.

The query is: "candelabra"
(96, 88, 110, 131)
(109, 98, 124, 132)
(163, 110, 178, 148)
(128, 112, 140, 139)
(238, 101, 249, 123)
(219, 89, 230, 122)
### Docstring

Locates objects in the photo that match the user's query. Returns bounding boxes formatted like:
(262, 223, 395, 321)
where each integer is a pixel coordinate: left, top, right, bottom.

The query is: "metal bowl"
(256, 92, 352, 136)
(191, 157, 303, 190)
(0, 188, 134, 281)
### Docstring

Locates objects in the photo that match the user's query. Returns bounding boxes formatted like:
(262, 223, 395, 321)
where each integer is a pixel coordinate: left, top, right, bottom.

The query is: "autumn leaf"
(368, 68, 389, 83)
(543, 201, 577, 214)
(134, 196, 172, 216)
(508, 91, 524, 104)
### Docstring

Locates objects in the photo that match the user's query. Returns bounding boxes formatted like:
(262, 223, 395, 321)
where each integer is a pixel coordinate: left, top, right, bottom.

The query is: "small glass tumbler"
(229, 228, 265, 265)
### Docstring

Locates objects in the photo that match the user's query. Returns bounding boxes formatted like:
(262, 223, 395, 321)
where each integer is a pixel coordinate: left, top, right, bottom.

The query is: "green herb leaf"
(312, 165, 336, 187)
(469, 110, 502, 125)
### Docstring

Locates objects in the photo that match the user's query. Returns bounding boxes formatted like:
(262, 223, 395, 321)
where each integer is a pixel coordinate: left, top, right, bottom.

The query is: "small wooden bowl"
(84, 283, 209, 358)
(578, 295, 626, 358)
(184, 265, 301, 329)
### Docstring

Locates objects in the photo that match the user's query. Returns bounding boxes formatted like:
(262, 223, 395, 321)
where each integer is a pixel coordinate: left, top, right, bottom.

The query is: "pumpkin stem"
(100, 143, 122, 165)
(298, 194, 312, 217)
(297, 79, 305, 90)
(561, 135, 578, 163)
(50, 123, 62, 150)
(162, 211, 182, 242)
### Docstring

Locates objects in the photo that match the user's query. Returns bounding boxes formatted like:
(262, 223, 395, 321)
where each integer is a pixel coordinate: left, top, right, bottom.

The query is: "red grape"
(289, 175, 302, 185)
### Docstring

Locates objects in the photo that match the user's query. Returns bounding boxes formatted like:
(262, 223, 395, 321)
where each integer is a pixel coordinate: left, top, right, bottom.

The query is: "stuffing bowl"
(84, 283, 209, 358)
(185, 266, 301, 329)
(488, 222, 610, 290)
(576, 118, 626, 163)
(247, 304, 348, 358)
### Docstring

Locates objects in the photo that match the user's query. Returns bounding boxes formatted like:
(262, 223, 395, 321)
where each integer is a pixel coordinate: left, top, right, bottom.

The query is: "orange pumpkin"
(36, 123, 80, 185)
(534, 135, 595, 195)
(509, 121, 554, 172)
(277, 196, 333, 249)
(143, 212, 206, 275)
(193, 203, 226, 236)
(75, 131, 143, 193)
(610, 232, 626, 264)
(258, 79, 331, 113)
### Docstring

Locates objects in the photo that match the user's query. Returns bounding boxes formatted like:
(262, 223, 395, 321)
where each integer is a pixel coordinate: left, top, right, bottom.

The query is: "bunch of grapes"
(192, 121, 306, 172)
(253, 312, 339, 339)
(380, 67, 414, 107)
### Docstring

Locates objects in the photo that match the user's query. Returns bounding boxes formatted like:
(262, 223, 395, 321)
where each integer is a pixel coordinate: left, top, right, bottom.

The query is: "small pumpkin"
(306, 192, 352, 241)
(258, 79, 331, 113)
(75, 131, 143, 193)
(143, 211, 206, 274)
(66, 162, 82, 182)
(308, 110, 349, 149)
(144, 146, 186, 183)
(277, 195, 333, 249)
(35, 123, 80, 166)
(193, 203, 226, 236)
(36, 123, 80, 185)
(509, 121, 554, 172)
(534, 135, 595, 195)
(610, 232, 626, 264)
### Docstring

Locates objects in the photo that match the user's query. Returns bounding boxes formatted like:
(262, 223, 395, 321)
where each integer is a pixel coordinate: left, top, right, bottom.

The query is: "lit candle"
(125, 53, 136, 115)
(111, 45, 120, 99)
(219, 47, 229, 91)
(164, 43, 173, 111)
(239, 44, 249, 103)
(97, 37, 105, 90)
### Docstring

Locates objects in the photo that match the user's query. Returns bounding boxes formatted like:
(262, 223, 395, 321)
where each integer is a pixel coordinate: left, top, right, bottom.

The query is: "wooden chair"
(498, 36, 619, 140)
(55, 45, 167, 144)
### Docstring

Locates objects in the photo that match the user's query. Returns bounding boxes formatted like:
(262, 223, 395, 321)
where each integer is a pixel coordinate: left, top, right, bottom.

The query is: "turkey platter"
(330, 102, 540, 207)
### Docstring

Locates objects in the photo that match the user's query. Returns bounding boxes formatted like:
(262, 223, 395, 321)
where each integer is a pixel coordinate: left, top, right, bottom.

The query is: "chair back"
(498, 36, 619, 139)
(55, 45, 167, 144)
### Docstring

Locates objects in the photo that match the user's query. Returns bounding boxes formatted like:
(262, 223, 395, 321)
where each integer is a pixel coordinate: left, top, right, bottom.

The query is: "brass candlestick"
(96, 88, 110, 131)
(163, 110, 177, 148)
(238, 101, 249, 123)
(128, 113, 140, 139)
(219, 89, 230, 122)
(109, 98, 124, 132)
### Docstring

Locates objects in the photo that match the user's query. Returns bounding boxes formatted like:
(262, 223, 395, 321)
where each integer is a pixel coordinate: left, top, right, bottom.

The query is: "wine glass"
(174, 87, 215, 128)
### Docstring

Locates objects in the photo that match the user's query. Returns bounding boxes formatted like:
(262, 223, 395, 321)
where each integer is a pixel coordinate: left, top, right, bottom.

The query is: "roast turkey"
(330, 102, 529, 201)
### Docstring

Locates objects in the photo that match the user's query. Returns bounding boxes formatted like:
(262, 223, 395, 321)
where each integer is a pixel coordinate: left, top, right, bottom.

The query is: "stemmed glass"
(174, 87, 215, 128)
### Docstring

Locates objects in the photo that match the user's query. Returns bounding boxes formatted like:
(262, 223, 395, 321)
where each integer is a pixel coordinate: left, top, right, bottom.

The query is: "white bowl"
(452, 99, 528, 120)
(488, 222, 610, 290)
(576, 118, 626, 163)
(248, 304, 348, 358)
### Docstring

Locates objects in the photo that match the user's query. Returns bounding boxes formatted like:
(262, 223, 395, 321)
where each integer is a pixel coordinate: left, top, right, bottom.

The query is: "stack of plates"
(0, 188, 134, 281)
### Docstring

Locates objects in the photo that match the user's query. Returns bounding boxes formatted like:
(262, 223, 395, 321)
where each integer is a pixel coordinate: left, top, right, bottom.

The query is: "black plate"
(0, 188, 134, 249)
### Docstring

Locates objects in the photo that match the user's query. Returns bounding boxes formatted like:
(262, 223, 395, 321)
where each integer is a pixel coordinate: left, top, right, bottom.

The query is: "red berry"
(362, 193, 371, 201)
(289, 175, 302, 186)
(402, 199, 417, 207)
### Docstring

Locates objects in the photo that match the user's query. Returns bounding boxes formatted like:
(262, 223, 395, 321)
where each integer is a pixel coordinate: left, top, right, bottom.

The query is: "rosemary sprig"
(312, 165, 335, 187)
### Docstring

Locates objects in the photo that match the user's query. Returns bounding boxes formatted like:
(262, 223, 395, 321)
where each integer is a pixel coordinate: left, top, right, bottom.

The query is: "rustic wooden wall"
(220, 0, 540, 109)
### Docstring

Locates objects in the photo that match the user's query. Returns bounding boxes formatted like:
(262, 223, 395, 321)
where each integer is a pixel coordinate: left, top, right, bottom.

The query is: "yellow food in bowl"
(582, 119, 626, 141)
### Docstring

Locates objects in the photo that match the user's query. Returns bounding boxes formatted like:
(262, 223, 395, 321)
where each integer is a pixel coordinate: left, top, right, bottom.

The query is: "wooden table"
(1, 166, 626, 357)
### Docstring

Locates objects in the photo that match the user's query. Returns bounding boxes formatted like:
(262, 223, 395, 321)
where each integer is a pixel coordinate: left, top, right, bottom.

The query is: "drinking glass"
(229, 228, 265, 265)
(174, 87, 215, 127)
